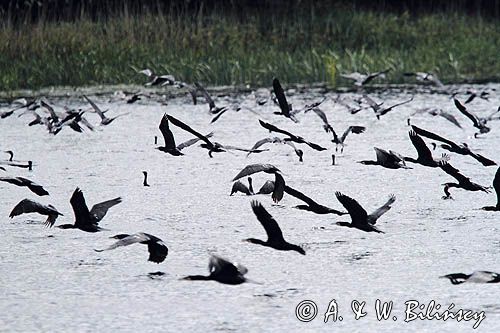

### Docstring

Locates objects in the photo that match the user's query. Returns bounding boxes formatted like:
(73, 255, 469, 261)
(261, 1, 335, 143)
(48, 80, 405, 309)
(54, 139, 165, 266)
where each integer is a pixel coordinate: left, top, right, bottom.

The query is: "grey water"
(0, 84, 499, 332)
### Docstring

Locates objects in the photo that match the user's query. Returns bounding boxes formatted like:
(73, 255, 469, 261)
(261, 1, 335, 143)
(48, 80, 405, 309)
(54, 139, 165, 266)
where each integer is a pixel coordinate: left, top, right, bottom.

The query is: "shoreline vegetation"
(1, 2, 500, 92)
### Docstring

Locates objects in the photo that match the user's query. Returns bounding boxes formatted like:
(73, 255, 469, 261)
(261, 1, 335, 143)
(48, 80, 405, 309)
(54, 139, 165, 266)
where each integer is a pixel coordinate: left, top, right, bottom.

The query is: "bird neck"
(183, 275, 211, 281)
(358, 160, 378, 165)
(57, 224, 76, 229)
(245, 238, 267, 246)
(336, 221, 352, 228)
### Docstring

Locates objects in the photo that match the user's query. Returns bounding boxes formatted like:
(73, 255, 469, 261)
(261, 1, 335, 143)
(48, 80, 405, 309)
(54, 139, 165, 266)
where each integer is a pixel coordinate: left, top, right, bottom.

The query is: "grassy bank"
(1, 7, 499, 91)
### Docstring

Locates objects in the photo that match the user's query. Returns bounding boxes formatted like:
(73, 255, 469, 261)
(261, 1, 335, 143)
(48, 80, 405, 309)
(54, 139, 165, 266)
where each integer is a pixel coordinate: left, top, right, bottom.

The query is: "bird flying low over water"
(340, 69, 390, 86)
(83, 95, 126, 126)
(182, 255, 251, 285)
(363, 94, 414, 119)
(331, 125, 366, 153)
(9, 199, 63, 227)
(453, 98, 497, 134)
(167, 114, 267, 157)
(335, 192, 396, 233)
(403, 72, 444, 87)
(358, 147, 411, 169)
(438, 161, 491, 200)
(284, 185, 347, 215)
(157, 113, 214, 156)
(247, 137, 303, 162)
(258, 120, 327, 151)
(408, 107, 462, 129)
(482, 167, 500, 211)
(410, 125, 496, 166)
(56, 188, 122, 232)
(404, 130, 450, 168)
(246, 200, 306, 255)
(95, 233, 168, 264)
(232, 164, 285, 203)
(138, 68, 176, 86)
(440, 271, 500, 285)
(194, 81, 228, 114)
(0, 176, 49, 196)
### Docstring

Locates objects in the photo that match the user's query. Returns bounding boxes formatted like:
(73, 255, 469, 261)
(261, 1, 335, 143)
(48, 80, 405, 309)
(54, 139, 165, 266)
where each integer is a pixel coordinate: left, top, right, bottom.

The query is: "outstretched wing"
(340, 126, 365, 143)
(247, 138, 276, 156)
(176, 132, 214, 151)
(70, 187, 91, 227)
(209, 255, 244, 277)
(194, 82, 215, 109)
(454, 99, 481, 128)
(411, 125, 456, 148)
(272, 173, 285, 203)
(408, 131, 434, 162)
(258, 120, 296, 138)
(95, 233, 150, 252)
(159, 113, 176, 149)
(83, 95, 105, 119)
(272, 78, 290, 117)
(335, 192, 368, 226)
(284, 185, 319, 207)
(232, 164, 280, 181)
(439, 161, 469, 183)
(167, 114, 214, 147)
(90, 197, 122, 223)
(251, 201, 285, 242)
(9, 198, 61, 227)
(367, 194, 396, 225)
(307, 107, 333, 133)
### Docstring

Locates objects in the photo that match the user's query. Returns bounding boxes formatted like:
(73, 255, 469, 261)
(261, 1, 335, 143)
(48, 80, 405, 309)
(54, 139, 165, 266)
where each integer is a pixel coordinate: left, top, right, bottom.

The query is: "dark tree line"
(1, 0, 499, 24)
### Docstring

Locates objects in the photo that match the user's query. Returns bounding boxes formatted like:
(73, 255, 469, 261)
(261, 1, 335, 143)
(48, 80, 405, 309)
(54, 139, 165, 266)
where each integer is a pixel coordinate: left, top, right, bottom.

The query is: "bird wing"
(9, 198, 46, 217)
(363, 94, 381, 111)
(302, 140, 327, 151)
(437, 110, 462, 128)
(340, 126, 365, 143)
(41, 100, 59, 122)
(83, 95, 105, 119)
(272, 173, 285, 203)
(380, 96, 414, 115)
(468, 152, 497, 167)
(208, 255, 242, 277)
(258, 180, 275, 194)
(90, 197, 122, 223)
(367, 195, 396, 225)
(159, 114, 177, 149)
(251, 200, 285, 242)
(15, 177, 49, 196)
(439, 161, 470, 183)
(247, 138, 275, 156)
(308, 107, 333, 132)
(176, 132, 214, 151)
(272, 78, 290, 116)
(454, 99, 481, 128)
(194, 82, 215, 109)
(410, 125, 457, 148)
(231, 181, 250, 195)
(335, 192, 368, 225)
(210, 108, 229, 123)
(362, 69, 389, 85)
(258, 120, 296, 139)
(70, 188, 92, 227)
(95, 233, 150, 251)
(374, 147, 390, 164)
(167, 114, 214, 148)
(408, 131, 434, 162)
(232, 164, 280, 181)
(284, 185, 319, 207)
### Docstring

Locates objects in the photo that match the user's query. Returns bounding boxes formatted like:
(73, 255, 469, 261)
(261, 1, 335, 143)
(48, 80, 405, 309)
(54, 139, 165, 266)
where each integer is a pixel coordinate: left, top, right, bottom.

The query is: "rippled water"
(0, 84, 499, 332)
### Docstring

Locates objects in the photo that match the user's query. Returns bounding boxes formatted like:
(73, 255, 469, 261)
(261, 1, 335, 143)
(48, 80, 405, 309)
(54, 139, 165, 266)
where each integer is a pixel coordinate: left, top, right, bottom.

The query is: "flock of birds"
(1, 69, 500, 286)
